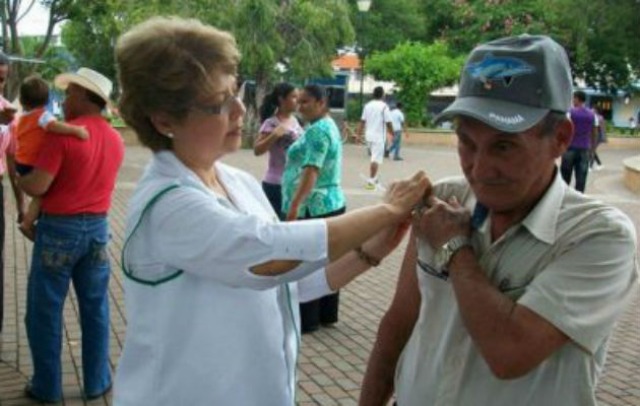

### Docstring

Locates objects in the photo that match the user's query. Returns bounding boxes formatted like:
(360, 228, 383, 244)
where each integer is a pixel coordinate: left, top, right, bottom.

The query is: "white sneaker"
(596, 164, 604, 171)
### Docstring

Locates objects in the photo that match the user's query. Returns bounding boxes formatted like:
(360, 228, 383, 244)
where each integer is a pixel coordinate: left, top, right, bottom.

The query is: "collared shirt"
(396, 171, 638, 406)
(114, 152, 332, 406)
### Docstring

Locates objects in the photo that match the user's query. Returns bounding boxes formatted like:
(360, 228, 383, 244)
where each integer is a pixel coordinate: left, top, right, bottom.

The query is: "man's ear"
(552, 118, 574, 157)
(149, 112, 175, 137)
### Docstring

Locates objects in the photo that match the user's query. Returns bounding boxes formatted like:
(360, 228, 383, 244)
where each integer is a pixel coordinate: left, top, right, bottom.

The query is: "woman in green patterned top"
(282, 84, 346, 333)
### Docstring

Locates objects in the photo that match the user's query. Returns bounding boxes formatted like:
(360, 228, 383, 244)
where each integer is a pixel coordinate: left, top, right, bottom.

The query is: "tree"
(61, 1, 121, 87)
(232, 0, 354, 134)
(349, 0, 426, 54)
(1, 0, 77, 98)
(366, 41, 463, 126)
(418, 0, 640, 91)
(544, 0, 640, 92)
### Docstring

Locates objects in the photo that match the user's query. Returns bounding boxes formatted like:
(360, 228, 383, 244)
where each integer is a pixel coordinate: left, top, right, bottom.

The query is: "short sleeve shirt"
(361, 100, 392, 143)
(15, 107, 56, 165)
(259, 116, 303, 185)
(569, 106, 596, 149)
(396, 172, 639, 406)
(390, 109, 405, 132)
(281, 116, 345, 218)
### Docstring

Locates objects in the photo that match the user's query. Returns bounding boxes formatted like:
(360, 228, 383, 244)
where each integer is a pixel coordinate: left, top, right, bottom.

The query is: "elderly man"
(360, 35, 638, 406)
(0, 52, 25, 333)
(19, 68, 125, 402)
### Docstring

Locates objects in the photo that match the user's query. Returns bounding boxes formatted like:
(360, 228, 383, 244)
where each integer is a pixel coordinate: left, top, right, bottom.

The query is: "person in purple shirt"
(560, 90, 596, 193)
(253, 82, 303, 218)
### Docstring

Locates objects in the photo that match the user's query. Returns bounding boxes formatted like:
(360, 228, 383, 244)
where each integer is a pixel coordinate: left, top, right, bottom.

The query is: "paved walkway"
(0, 142, 638, 405)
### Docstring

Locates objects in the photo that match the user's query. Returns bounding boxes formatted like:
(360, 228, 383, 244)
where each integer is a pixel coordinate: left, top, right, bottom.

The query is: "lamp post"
(357, 0, 371, 110)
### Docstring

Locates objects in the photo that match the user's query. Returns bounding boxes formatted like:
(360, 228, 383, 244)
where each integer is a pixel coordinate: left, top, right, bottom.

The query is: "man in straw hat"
(360, 35, 638, 406)
(19, 67, 124, 402)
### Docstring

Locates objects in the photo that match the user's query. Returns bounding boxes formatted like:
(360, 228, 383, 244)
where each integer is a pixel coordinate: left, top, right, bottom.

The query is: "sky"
(17, 1, 63, 36)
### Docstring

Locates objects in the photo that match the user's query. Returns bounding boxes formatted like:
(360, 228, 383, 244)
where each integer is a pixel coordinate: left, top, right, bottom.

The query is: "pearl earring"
(165, 132, 174, 139)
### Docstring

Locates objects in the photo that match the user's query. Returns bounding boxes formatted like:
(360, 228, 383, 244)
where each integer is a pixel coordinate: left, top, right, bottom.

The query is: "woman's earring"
(165, 132, 174, 139)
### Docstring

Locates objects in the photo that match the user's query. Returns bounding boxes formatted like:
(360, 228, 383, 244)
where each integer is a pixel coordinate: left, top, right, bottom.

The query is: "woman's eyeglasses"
(190, 81, 246, 116)
(191, 94, 240, 116)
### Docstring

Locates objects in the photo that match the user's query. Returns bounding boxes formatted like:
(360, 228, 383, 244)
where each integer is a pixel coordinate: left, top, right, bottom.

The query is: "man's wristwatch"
(434, 235, 471, 270)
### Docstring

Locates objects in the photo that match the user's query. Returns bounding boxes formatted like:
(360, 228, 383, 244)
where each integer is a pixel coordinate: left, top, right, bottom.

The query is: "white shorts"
(367, 141, 385, 164)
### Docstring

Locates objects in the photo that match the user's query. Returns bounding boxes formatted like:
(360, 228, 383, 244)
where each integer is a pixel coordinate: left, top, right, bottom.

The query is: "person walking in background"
(282, 84, 346, 334)
(560, 90, 597, 193)
(388, 102, 407, 161)
(360, 34, 638, 406)
(253, 82, 303, 218)
(112, 17, 429, 405)
(356, 86, 393, 190)
(630, 117, 637, 136)
(590, 107, 606, 170)
(14, 74, 90, 240)
(0, 52, 25, 333)
(18, 67, 125, 403)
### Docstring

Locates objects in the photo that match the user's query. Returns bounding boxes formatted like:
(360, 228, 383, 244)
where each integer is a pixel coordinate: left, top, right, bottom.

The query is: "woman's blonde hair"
(115, 16, 240, 151)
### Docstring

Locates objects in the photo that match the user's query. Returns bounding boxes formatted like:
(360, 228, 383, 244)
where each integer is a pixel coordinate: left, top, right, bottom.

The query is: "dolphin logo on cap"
(466, 53, 535, 88)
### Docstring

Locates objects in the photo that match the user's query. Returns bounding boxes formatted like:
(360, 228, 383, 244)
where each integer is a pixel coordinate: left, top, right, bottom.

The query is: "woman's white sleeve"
(148, 188, 329, 289)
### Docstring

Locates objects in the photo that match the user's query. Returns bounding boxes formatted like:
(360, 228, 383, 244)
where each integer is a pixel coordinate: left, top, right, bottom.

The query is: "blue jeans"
(560, 148, 590, 193)
(388, 130, 403, 159)
(25, 214, 112, 401)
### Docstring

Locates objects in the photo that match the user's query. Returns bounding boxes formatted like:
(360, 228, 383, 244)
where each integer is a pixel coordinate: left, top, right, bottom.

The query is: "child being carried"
(15, 74, 89, 241)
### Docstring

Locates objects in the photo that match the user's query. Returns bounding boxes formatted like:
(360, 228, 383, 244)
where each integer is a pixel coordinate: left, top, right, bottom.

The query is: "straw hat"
(54, 67, 113, 105)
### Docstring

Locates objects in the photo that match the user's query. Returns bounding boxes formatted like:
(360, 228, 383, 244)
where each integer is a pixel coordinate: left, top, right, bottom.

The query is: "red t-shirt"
(35, 115, 125, 214)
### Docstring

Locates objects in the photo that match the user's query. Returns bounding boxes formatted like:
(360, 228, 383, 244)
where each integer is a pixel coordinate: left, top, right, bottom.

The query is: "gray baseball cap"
(435, 34, 573, 133)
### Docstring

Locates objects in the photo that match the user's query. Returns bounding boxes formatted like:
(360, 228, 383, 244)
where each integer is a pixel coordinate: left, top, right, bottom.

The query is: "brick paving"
(0, 141, 638, 405)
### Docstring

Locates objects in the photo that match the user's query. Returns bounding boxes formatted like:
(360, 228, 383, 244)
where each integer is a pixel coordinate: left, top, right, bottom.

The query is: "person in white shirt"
(388, 102, 407, 161)
(356, 86, 393, 190)
(112, 17, 430, 406)
(360, 34, 638, 406)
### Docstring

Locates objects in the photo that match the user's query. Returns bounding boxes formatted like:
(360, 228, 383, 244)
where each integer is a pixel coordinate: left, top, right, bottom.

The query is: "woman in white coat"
(113, 17, 430, 406)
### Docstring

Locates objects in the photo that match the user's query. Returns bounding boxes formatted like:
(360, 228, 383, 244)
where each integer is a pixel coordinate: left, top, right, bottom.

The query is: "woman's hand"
(272, 124, 287, 138)
(384, 171, 432, 220)
(362, 218, 412, 262)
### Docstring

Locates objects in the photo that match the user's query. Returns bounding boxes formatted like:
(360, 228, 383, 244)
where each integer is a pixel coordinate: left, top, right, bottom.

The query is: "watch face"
(434, 247, 450, 271)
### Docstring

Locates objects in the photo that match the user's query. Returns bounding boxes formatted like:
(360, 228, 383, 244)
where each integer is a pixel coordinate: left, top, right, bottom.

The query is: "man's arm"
(360, 233, 421, 406)
(448, 248, 569, 378)
(385, 122, 394, 145)
(18, 168, 54, 197)
(416, 198, 569, 379)
(5, 153, 25, 221)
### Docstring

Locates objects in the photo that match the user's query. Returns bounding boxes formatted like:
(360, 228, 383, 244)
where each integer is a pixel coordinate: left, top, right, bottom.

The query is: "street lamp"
(357, 0, 371, 110)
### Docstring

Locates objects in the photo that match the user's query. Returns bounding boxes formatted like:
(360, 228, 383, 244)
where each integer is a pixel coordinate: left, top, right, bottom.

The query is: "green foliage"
(346, 97, 363, 122)
(231, 0, 354, 89)
(417, 0, 640, 91)
(350, 0, 426, 54)
(61, 1, 124, 89)
(544, 0, 640, 92)
(366, 41, 463, 126)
